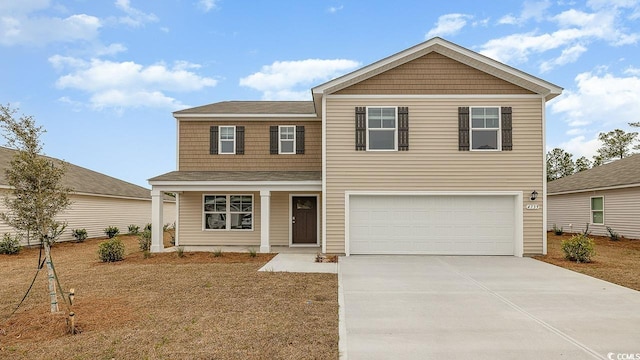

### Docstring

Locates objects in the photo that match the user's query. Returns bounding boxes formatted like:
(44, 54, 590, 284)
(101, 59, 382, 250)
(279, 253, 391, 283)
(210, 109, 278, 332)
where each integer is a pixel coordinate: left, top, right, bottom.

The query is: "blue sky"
(1, 0, 639, 187)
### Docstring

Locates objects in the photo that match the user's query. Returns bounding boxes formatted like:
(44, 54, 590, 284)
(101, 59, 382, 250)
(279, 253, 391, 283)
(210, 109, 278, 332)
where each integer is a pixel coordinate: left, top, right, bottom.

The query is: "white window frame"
(366, 106, 398, 151)
(590, 196, 604, 225)
(218, 126, 236, 154)
(470, 106, 501, 152)
(203, 194, 253, 231)
(278, 125, 296, 154)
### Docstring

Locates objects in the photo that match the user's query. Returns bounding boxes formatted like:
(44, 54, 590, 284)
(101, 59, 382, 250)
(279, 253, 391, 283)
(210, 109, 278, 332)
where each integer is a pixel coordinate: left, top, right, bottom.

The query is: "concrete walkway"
(258, 253, 337, 273)
(339, 256, 640, 360)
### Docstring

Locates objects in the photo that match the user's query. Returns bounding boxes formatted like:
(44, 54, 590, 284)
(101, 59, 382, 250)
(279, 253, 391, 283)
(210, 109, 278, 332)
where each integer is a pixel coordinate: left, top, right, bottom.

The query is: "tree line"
(547, 123, 640, 182)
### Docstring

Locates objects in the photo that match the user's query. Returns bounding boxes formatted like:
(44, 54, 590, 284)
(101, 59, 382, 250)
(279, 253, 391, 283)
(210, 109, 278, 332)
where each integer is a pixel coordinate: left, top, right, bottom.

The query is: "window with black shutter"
(210, 125, 218, 154)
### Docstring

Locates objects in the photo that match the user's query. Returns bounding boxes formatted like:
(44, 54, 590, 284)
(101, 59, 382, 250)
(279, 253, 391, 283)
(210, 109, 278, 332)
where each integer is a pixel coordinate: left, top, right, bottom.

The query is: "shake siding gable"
(179, 119, 321, 171)
(324, 97, 544, 254)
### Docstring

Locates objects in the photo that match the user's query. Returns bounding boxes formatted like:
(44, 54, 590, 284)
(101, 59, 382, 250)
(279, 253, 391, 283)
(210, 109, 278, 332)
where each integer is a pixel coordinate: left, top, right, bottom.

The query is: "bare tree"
(0, 104, 71, 313)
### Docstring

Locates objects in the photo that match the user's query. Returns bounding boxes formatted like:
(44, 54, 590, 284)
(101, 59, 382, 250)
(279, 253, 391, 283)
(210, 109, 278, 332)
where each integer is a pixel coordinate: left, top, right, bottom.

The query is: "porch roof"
(149, 170, 321, 183)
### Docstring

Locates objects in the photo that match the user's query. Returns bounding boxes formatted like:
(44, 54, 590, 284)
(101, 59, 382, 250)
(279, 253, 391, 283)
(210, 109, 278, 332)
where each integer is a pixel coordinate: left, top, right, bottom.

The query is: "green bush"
(98, 237, 125, 262)
(104, 226, 120, 239)
(552, 224, 563, 235)
(0, 233, 21, 255)
(144, 223, 152, 232)
(606, 226, 620, 241)
(128, 224, 140, 235)
(561, 234, 595, 263)
(138, 229, 151, 252)
(72, 228, 88, 242)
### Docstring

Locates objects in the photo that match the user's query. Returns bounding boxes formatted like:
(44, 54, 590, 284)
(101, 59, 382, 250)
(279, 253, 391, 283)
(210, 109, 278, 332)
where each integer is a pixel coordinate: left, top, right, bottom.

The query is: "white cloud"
(425, 14, 472, 38)
(94, 43, 127, 56)
(197, 0, 218, 12)
(539, 43, 587, 72)
(114, 0, 158, 27)
(557, 135, 602, 159)
(239, 59, 360, 100)
(50, 57, 217, 110)
(624, 66, 640, 75)
(551, 70, 640, 129)
(328, 5, 344, 14)
(0, 13, 101, 46)
(499, 0, 552, 25)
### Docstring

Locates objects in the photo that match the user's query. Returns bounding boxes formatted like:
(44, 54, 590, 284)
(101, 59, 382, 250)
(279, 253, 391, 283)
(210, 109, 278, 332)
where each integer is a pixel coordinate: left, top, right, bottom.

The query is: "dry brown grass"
(534, 232, 640, 291)
(0, 236, 338, 359)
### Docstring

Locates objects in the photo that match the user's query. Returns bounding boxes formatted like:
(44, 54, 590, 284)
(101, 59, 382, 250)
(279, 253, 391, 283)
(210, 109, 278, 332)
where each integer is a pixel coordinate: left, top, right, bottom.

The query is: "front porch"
(148, 171, 323, 254)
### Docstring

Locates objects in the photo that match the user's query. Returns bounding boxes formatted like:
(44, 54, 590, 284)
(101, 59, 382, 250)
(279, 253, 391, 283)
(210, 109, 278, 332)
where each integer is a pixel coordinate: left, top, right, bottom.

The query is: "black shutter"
(355, 107, 366, 151)
(296, 126, 305, 154)
(501, 107, 513, 151)
(210, 125, 218, 155)
(398, 107, 409, 151)
(458, 107, 469, 151)
(236, 126, 245, 155)
(270, 126, 278, 154)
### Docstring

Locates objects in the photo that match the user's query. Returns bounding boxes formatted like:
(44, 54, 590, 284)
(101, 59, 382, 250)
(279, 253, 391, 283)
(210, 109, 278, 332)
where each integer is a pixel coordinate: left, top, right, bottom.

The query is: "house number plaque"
(526, 204, 540, 210)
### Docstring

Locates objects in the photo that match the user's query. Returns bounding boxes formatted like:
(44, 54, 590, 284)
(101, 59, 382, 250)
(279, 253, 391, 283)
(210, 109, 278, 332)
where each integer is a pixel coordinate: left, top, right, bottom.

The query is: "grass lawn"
(534, 232, 640, 291)
(0, 236, 338, 359)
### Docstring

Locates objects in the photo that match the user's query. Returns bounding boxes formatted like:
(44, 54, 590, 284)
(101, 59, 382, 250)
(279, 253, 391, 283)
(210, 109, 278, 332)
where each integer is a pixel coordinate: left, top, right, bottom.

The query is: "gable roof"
(174, 101, 316, 117)
(312, 37, 563, 101)
(0, 146, 152, 200)
(547, 154, 640, 194)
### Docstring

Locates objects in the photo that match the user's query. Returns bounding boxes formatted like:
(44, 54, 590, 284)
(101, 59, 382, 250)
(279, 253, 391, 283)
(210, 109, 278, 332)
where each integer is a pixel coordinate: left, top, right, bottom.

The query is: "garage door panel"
(349, 195, 516, 255)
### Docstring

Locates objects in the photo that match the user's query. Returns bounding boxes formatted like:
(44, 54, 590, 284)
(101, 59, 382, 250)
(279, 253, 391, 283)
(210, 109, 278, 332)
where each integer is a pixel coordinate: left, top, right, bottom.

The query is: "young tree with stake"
(0, 104, 71, 313)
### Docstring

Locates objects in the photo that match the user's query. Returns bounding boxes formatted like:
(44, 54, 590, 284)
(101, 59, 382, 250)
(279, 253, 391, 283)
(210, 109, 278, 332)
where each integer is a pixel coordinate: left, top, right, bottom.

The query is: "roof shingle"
(173, 101, 316, 115)
(547, 154, 640, 194)
(0, 147, 152, 199)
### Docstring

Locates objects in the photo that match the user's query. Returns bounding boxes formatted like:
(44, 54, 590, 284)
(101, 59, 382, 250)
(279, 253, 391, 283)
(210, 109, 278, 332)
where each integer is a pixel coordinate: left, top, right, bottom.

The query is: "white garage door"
(349, 195, 516, 255)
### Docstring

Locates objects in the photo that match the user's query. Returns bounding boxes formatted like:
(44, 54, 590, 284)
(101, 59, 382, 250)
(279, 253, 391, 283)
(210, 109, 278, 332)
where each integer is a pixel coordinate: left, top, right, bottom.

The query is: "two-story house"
(149, 37, 562, 256)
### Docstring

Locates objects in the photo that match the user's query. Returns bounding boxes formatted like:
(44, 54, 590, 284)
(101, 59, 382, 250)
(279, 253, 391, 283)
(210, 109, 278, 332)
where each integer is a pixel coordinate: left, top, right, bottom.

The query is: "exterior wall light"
(530, 190, 538, 201)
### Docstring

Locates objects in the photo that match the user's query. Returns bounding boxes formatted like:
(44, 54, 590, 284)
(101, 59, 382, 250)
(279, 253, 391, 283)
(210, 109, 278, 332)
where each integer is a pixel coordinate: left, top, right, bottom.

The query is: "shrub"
(213, 249, 223, 257)
(144, 223, 152, 232)
(128, 224, 140, 235)
(561, 234, 595, 263)
(552, 224, 564, 236)
(176, 246, 185, 258)
(248, 248, 257, 258)
(138, 229, 151, 252)
(98, 237, 125, 262)
(0, 233, 21, 255)
(72, 228, 88, 242)
(104, 226, 119, 239)
(606, 226, 620, 241)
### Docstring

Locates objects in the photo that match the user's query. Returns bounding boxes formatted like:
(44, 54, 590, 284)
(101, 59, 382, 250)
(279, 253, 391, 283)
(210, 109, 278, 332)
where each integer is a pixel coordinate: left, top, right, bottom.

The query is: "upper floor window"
(279, 126, 296, 154)
(470, 107, 500, 151)
(367, 107, 397, 151)
(219, 126, 236, 154)
(591, 196, 604, 224)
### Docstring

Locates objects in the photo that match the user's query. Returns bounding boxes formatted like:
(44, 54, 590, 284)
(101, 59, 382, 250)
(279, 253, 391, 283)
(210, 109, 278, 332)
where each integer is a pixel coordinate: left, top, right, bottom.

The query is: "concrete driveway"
(338, 256, 640, 360)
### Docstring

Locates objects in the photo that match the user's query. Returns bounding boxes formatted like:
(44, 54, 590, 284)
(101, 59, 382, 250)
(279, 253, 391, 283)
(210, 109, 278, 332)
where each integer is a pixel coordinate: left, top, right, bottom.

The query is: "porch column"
(260, 190, 271, 253)
(151, 189, 164, 253)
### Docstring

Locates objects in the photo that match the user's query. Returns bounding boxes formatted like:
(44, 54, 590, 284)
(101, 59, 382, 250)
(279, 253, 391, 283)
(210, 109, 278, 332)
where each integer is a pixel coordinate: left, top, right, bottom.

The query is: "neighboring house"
(149, 37, 562, 256)
(547, 154, 640, 239)
(0, 146, 176, 244)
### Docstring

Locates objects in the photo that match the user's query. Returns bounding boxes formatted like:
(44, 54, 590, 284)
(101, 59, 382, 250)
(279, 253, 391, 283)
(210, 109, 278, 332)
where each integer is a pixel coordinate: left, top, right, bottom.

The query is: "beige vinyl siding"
(177, 191, 322, 247)
(178, 191, 261, 246)
(178, 119, 321, 171)
(0, 190, 176, 245)
(336, 52, 535, 95)
(548, 187, 640, 239)
(325, 97, 544, 255)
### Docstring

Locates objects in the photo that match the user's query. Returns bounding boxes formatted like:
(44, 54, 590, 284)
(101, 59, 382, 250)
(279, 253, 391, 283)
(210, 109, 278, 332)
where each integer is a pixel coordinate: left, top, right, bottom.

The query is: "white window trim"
(366, 106, 398, 151)
(470, 106, 501, 152)
(203, 194, 254, 231)
(278, 125, 296, 154)
(219, 125, 236, 155)
(590, 196, 604, 225)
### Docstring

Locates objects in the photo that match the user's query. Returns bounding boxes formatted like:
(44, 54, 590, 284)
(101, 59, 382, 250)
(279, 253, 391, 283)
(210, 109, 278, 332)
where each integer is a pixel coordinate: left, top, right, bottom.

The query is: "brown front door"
(292, 196, 317, 245)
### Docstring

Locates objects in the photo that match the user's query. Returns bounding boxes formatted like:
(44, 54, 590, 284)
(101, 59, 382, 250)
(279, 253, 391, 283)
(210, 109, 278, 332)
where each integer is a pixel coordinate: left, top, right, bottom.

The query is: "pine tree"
(546, 148, 575, 181)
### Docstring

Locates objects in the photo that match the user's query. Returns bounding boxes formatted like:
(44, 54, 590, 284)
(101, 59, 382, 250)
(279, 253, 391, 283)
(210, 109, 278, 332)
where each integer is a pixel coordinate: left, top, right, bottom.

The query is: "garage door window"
(591, 196, 604, 224)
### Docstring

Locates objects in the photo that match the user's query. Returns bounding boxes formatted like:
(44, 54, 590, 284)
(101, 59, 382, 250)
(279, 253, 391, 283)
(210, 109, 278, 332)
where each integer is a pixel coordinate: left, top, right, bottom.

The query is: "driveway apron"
(338, 256, 640, 360)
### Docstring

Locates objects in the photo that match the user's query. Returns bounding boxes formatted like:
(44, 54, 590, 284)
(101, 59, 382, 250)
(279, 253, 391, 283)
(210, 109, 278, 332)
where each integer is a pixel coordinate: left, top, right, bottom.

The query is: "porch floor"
(163, 245, 321, 254)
